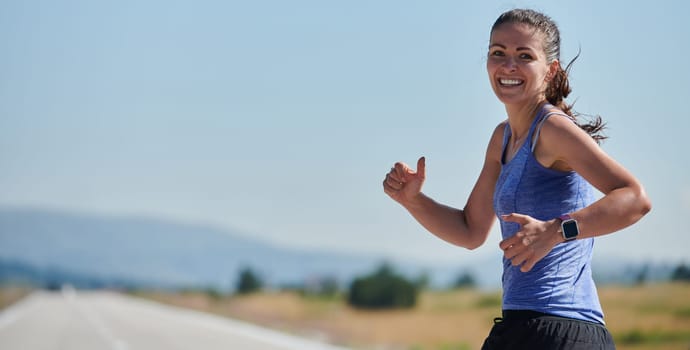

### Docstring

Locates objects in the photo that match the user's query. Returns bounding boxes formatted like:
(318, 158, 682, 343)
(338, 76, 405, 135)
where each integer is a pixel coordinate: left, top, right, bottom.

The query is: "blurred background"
(1, 0, 689, 349)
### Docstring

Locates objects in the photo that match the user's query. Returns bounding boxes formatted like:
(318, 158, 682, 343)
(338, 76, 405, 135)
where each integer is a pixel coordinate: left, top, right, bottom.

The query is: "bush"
(671, 263, 690, 282)
(451, 271, 477, 289)
(347, 263, 418, 309)
(235, 267, 263, 294)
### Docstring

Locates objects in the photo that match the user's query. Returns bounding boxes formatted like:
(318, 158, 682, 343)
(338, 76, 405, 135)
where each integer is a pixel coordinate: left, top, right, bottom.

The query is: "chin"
(494, 94, 526, 106)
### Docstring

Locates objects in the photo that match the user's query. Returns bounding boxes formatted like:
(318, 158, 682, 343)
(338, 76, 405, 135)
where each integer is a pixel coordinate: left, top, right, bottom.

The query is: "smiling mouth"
(499, 78, 524, 86)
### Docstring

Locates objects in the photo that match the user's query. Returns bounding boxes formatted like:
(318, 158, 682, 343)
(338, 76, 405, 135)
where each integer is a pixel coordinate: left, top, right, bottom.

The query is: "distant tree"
(634, 264, 648, 285)
(347, 263, 418, 309)
(235, 267, 263, 294)
(671, 263, 690, 282)
(451, 271, 477, 289)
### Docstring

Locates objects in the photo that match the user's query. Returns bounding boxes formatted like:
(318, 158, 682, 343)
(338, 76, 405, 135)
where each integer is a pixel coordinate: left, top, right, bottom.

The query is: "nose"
(502, 57, 517, 71)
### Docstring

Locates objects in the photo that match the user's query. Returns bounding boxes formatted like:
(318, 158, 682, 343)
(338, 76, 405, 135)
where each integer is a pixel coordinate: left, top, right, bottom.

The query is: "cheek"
(537, 64, 552, 81)
(486, 60, 499, 77)
(486, 63, 499, 88)
(524, 66, 550, 85)
(539, 70, 551, 85)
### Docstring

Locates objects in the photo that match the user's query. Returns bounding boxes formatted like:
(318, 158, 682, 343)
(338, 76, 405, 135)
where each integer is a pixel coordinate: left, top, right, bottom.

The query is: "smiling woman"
(487, 24, 551, 109)
(487, 12, 606, 147)
(382, 8, 651, 350)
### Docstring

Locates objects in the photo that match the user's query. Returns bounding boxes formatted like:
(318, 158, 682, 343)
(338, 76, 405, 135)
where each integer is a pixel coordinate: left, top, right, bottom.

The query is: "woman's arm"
(383, 123, 505, 250)
(539, 115, 652, 238)
(500, 115, 652, 272)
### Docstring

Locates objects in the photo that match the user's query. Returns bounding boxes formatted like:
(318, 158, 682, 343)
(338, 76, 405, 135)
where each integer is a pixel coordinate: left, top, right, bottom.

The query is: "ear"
(546, 60, 560, 82)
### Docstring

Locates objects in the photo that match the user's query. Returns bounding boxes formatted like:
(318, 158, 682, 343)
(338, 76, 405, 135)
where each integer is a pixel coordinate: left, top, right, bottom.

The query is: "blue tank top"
(492, 104, 605, 324)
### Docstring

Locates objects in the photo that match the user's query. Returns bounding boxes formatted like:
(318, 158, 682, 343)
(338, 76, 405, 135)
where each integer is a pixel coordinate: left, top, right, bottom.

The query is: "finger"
(501, 237, 526, 258)
(387, 170, 404, 184)
(382, 180, 401, 196)
(501, 213, 530, 225)
(499, 238, 515, 251)
(499, 233, 523, 250)
(393, 162, 410, 181)
(504, 244, 524, 260)
(416, 156, 426, 179)
(384, 174, 404, 190)
(510, 249, 532, 268)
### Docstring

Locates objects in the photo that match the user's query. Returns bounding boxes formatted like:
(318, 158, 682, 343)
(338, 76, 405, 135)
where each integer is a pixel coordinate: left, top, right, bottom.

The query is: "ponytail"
(546, 54, 607, 144)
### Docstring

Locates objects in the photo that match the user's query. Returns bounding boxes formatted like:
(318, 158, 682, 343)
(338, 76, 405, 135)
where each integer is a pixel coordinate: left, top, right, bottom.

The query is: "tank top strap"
(529, 108, 570, 152)
(524, 107, 549, 151)
(501, 104, 571, 155)
(501, 122, 511, 150)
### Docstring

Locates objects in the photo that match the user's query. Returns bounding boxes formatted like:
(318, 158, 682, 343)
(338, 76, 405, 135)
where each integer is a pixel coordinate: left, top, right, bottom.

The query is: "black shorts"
(481, 310, 616, 350)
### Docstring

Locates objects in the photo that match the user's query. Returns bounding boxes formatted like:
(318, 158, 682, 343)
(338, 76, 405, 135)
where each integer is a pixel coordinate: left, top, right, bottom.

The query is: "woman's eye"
(519, 53, 534, 60)
(490, 50, 504, 57)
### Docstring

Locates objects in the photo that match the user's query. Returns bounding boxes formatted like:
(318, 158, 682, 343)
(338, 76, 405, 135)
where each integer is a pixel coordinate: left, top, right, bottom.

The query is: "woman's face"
(487, 22, 554, 107)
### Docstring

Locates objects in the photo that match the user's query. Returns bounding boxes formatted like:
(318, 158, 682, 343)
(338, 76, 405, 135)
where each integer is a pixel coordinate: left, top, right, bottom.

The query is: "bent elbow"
(465, 243, 483, 251)
(448, 236, 483, 251)
(463, 232, 489, 251)
(640, 195, 652, 216)
(463, 242, 480, 251)
(635, 186, 652, 218)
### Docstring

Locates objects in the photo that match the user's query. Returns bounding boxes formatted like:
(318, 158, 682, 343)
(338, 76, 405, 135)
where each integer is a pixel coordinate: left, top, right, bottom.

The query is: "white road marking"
(1, 290, 350, 349)
(65, 289, 130, 350)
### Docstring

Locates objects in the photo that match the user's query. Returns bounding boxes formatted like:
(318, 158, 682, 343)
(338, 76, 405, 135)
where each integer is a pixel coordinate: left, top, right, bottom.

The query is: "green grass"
(474, 294, 502, 308)
(673, 307, 690, 319)
(102, 283, 690, 350)
(616, 329, 690, 345)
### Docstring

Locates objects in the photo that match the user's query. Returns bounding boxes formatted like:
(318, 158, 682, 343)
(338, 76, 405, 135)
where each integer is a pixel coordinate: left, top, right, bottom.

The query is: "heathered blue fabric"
(492, 104, 605, 325)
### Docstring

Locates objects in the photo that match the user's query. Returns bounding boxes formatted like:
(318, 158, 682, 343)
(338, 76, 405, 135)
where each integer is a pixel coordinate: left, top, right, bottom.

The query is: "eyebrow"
(488, 43, 534, 51)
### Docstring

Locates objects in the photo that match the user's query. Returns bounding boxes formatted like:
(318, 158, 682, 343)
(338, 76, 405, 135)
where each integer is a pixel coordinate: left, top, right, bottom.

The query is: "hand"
(498, 213, 563, 272)
(382, 156, 426, 206)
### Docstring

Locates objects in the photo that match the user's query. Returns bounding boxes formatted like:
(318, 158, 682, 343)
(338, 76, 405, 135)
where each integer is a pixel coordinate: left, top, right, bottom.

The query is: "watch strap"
(558, 214, 579, 241)
(558, 214, 572, 222)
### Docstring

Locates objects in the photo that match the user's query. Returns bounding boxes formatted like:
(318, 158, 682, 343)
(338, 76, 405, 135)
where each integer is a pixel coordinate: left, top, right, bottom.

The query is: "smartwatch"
(558, 214, 579, 241)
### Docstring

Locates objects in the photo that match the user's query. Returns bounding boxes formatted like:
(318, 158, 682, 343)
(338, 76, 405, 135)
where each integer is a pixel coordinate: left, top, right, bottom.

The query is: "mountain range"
(0, 208, 474, 291)
(0, 208, 677, 292)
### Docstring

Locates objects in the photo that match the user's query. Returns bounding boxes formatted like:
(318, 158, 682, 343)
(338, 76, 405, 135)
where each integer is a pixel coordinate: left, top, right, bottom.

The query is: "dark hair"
(491, 9, 606, 143)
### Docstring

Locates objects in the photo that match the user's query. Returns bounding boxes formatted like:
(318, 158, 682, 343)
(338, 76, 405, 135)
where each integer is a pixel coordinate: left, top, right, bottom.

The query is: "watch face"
(562, 219, 579, 240)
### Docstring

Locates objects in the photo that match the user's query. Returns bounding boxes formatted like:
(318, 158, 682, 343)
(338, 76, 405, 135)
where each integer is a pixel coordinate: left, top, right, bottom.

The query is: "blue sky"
(1, 0, 688, 266)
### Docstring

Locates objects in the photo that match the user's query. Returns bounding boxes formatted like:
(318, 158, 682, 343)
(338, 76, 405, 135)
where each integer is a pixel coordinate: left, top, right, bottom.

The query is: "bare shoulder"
(490, 120, 508, 143)
(536, 112, 604, 170)
(539, 112, 599, 149)
(486, 120, 508, 162)
(536, 111, 645, 197)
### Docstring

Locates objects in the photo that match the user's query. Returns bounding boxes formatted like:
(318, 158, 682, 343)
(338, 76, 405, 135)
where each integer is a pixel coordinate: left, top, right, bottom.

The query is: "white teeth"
(500, 79, 523, 86)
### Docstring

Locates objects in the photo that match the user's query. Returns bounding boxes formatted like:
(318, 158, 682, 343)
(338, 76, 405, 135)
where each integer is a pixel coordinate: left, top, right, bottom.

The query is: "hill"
(0, 208, 434, 291)
(0, 208, 678, 291)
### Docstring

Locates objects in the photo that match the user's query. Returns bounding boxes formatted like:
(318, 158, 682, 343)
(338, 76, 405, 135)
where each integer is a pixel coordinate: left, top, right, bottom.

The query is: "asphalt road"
(0, 289, 350, 350)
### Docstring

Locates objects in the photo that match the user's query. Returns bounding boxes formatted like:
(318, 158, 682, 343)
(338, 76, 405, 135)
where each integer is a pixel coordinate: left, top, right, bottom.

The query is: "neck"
(505, 99, 548, 140)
